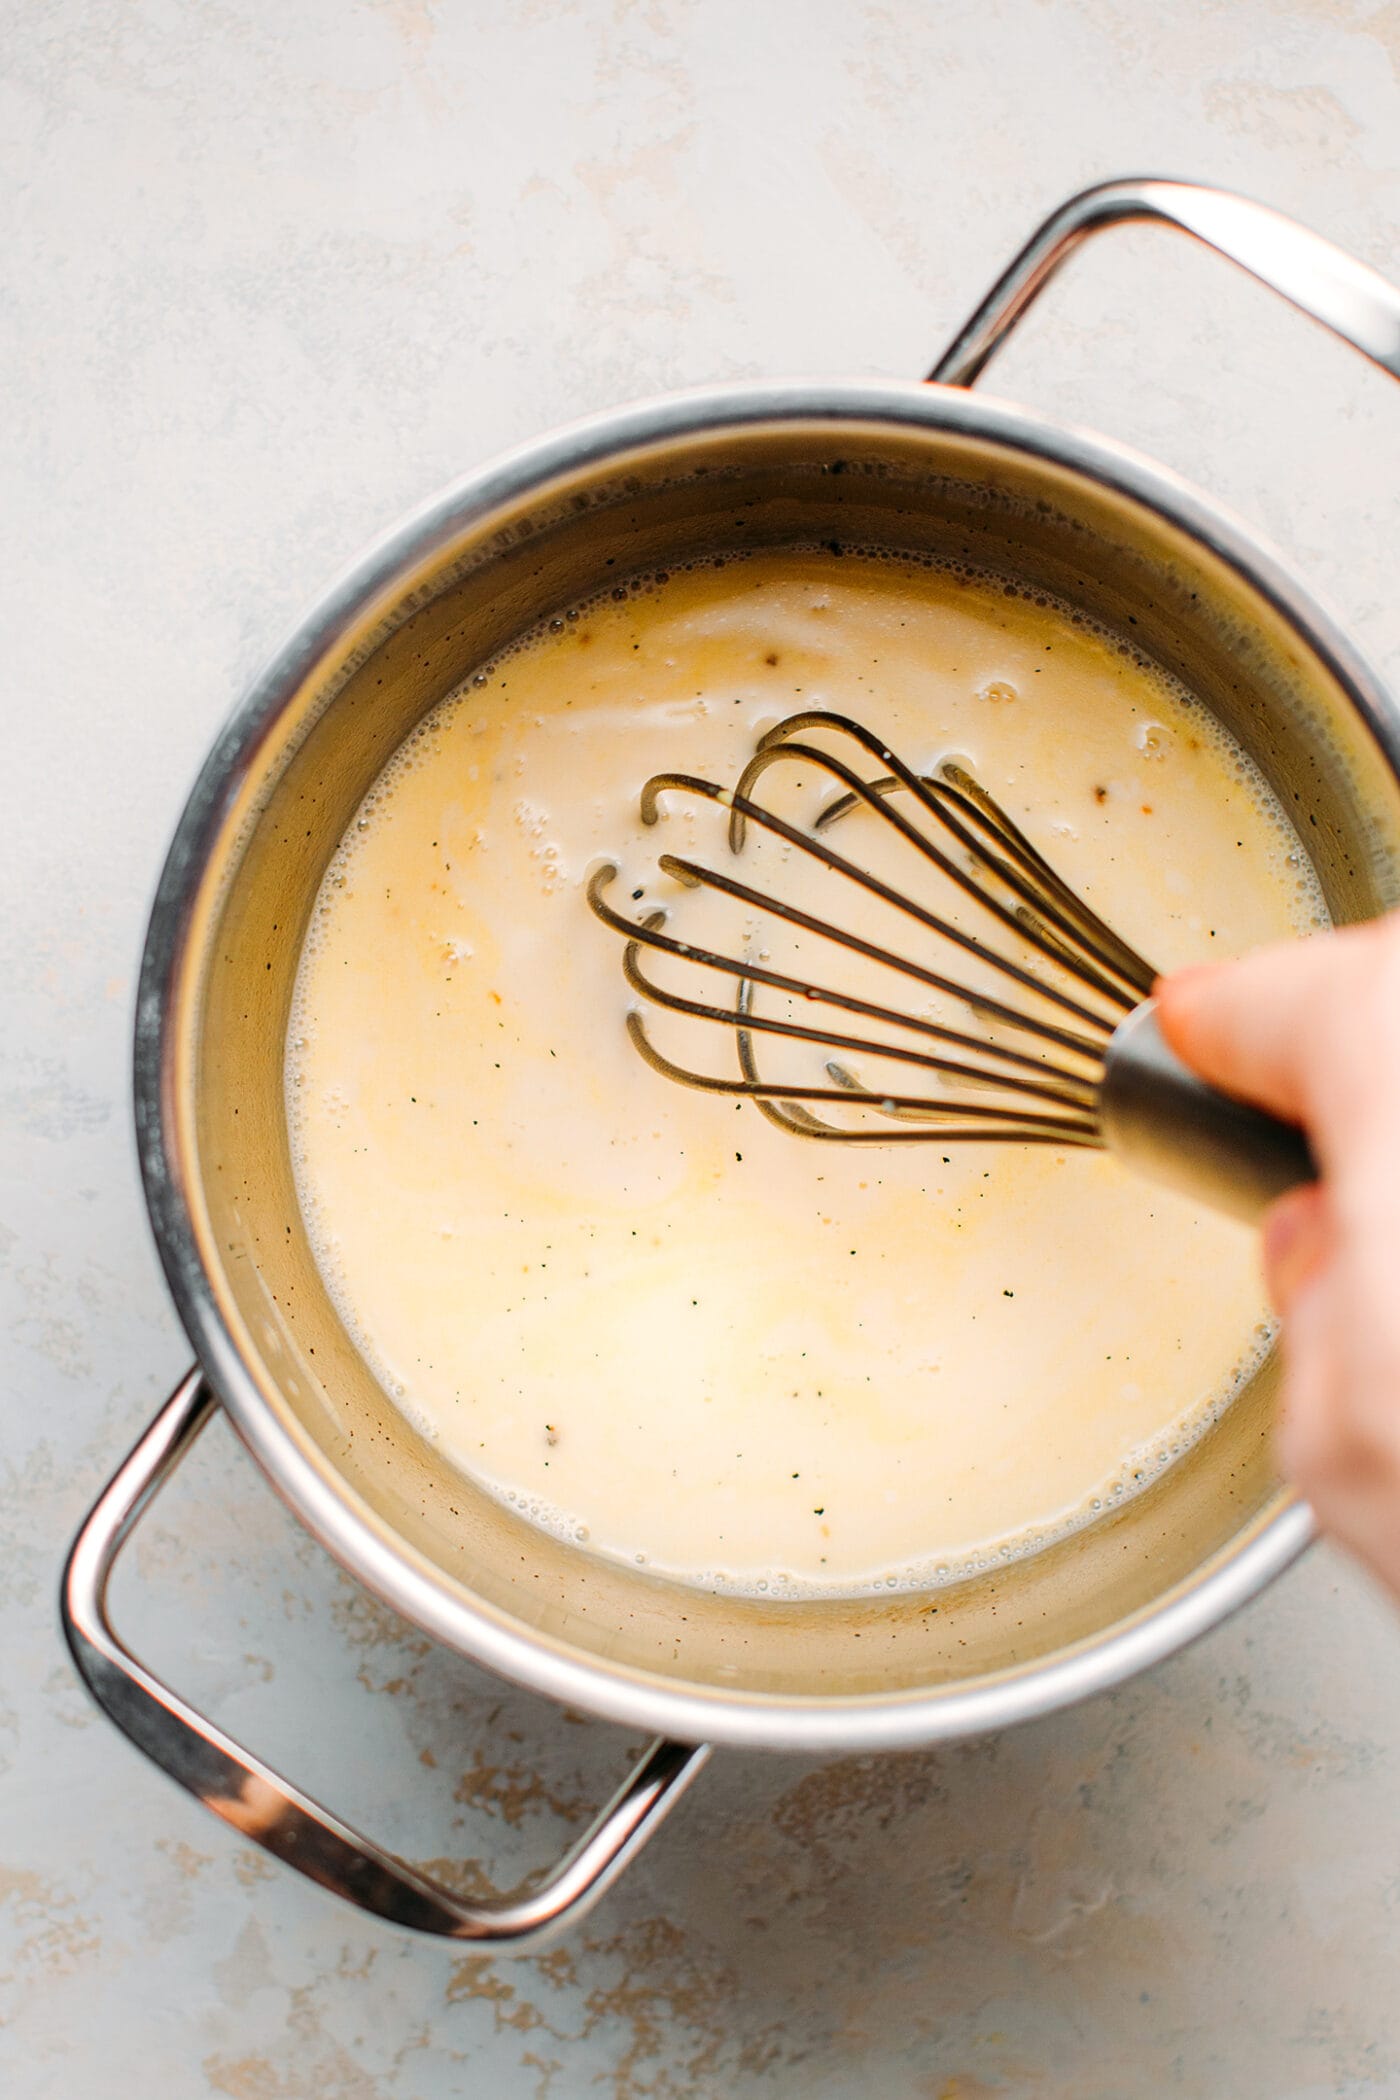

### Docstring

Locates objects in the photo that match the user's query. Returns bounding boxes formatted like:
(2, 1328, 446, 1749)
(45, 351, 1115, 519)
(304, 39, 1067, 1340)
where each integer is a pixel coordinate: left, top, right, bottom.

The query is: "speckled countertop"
(9, 3, 1400, 2094)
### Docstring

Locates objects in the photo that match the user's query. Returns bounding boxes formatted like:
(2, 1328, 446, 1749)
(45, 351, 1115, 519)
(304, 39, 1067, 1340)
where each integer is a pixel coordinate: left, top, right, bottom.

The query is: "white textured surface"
(8, 3, 1400, 2094)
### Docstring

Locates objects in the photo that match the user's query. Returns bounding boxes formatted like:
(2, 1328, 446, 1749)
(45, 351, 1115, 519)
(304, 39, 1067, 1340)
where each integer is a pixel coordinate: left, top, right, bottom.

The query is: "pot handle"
(929, 176, 1400, 388)
(61, 1369, 711, 1952)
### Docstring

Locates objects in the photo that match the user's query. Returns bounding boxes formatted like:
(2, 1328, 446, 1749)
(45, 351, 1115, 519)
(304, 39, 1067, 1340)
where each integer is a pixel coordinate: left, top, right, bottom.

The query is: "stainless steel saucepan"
(63, 179, 1400, 1949)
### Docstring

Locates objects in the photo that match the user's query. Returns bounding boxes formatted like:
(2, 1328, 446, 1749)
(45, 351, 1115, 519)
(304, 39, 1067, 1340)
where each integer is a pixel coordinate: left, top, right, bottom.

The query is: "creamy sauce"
(288, 552, 1325, 1595)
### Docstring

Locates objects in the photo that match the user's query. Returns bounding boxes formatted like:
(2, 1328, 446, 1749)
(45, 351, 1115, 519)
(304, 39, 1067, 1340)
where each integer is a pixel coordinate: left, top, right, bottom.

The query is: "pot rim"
(136, 375, 1396, 1752)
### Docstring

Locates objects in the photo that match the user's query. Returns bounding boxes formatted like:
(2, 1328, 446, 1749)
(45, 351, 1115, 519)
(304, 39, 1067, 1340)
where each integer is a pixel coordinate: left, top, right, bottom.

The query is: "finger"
(1155, 931, 1359, 1128)
(1274, 1261, 1400, 1599)
(1261, 1183, 1333, 1314)
(1272, 1266, 1339, 1498)
(1156, 917, 1400, 1164)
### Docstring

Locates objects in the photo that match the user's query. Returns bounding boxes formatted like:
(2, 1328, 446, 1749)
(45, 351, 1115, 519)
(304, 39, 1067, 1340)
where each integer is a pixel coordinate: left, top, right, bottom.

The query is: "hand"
(1157, 913, 1400, 1599)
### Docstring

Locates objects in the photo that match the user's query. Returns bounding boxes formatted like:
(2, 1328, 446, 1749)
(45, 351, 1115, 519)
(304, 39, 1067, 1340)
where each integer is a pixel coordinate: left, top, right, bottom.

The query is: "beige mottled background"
(8, 1, 1400, 2094)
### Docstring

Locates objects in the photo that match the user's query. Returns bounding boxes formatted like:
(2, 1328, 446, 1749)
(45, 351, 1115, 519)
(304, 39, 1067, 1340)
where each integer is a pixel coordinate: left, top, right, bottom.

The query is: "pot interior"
(162, 402, 1400, 1719)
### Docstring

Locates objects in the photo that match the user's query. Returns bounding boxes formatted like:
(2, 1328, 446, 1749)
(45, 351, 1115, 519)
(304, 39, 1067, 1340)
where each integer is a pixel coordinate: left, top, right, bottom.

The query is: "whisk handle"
(1101, 999, 1317, 1226)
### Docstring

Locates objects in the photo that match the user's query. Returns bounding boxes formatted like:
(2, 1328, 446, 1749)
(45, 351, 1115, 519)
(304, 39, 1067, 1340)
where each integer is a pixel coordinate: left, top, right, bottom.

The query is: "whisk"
(587, 710, 1316, 1224)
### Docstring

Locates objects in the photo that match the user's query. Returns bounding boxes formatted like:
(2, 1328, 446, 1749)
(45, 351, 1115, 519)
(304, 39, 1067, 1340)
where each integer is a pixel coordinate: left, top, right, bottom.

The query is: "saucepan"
(63, 179, 1400, 1949)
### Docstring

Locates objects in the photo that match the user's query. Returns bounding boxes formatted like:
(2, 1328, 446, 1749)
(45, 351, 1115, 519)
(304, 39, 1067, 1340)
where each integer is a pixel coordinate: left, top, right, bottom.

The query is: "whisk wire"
(741, 713, 1146, 1010)
(589, 867, 1101, 1101)
(616, 910, 1101, 1112)
(733, 740, 1136, 1020)
(646, 766, 1117, 1038)
(590, 712, 1166, 1149)
(656, 848, 1107, 1056)
(727, 987, 1101, 1147)
(931, 760, 1155, 994)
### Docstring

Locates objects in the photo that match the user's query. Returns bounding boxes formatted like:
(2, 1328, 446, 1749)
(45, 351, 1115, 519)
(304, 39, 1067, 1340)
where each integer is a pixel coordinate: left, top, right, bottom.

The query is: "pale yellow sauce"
(288, 553, 1323, 1595)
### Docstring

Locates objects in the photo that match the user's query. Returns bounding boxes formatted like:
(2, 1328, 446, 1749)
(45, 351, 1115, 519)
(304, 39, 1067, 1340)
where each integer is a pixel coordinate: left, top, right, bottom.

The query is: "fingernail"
(1154, 963, 1219, 1042)
(1158, 963, 1212, 996)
